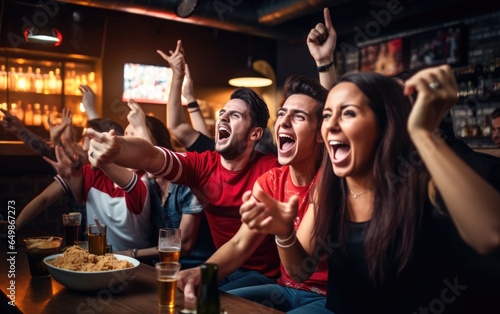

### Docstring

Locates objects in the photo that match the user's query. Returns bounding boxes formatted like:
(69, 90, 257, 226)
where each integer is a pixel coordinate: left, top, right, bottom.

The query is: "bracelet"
(315, 60, 334, 72)
(275, 229, 297, 248)
(188, 108, 200, 113)
(187, 101, 199, 109)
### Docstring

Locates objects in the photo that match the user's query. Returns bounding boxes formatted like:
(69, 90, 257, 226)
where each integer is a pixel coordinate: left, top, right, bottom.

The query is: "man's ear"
(250, 127, 264, 142)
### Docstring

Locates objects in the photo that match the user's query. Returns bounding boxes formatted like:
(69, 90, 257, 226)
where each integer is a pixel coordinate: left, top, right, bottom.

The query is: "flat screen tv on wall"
(409, 25, 465, 70)
(122, 63, 172, 104)
(360, 38, 403, 76)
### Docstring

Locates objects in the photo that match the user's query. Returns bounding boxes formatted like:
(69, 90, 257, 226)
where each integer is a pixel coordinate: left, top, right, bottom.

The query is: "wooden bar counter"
(0, 246, 283, 314)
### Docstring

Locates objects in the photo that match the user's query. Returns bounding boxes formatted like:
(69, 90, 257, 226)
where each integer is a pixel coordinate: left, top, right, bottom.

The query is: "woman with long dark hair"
(240, 65, 500, 313)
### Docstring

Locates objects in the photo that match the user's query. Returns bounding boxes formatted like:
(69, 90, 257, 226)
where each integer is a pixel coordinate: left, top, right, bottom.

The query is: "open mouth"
(330, 140, 350, 161)
(218, 125, 231, 140)
(278, 133, 295, 152)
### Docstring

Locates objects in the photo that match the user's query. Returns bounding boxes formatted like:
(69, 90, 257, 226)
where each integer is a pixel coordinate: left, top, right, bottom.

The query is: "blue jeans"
(218, 268, 276, 292)
(227, 284, 333, 313)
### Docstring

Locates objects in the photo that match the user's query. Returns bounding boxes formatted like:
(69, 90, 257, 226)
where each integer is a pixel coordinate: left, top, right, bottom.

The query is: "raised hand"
(79, 85, 99, 120)
(126, 99, 146, 130)
(49, 108, 74, 145)
(84, 128, 120, 167)
(404, 64, 458, 136)
(62, 138, 87, 170)
(43, 145, 76, 179)
(0, 108, 25, 134)
(240, 184, 299, 239)
(307, 8, 337, 65)
(157, 40, 185, 77)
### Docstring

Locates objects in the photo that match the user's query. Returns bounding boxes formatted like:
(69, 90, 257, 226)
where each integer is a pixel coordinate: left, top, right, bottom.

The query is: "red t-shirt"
(154, 147, 281, 277)
(257, 166, 328, 295)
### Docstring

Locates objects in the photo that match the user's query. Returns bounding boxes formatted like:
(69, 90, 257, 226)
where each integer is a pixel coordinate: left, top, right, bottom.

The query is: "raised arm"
(84, 128, 165, 174)
(183, 64, 211, 138)
(405, 64, 500, 254)
(158, 40, 201, 148)
(16, 181, 65, 231)
(1, 108, 55, 159)
(43, 145, 84, 205)
(79, 85, 99, 120)
(95, 100, 148, 188)
(307, 7, 337, 90)
(126, 99, 152, 143)
(18, 143, 85, 231)
(99, 163, 136, 189)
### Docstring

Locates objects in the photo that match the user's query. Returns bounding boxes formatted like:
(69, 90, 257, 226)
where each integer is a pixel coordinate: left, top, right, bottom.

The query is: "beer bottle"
(197, 263, 220, 314)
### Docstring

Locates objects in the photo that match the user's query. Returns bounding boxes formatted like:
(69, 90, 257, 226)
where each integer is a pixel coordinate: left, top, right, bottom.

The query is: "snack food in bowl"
(24, 236, 63, 277)
(44, 246, 139, 291)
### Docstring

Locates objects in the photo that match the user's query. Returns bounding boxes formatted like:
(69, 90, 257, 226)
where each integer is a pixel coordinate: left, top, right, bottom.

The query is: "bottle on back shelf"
(16, 67, 26, 91)
(34, 68, 44, 93)
(9, 67, 17, 91)
(469, 117, 481, 137)
(0, 65, 7, 90)
(26, 66, 34, 93)
(24, 103, 33, 126)
(481, 114, 492, 137)
(33, 103, 42, 126)
(42, 104, 50, 131)
(460, 118, 470, 138)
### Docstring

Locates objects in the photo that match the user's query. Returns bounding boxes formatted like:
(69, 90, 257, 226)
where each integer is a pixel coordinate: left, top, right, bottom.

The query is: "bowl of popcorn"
(44, 246, 140, 291)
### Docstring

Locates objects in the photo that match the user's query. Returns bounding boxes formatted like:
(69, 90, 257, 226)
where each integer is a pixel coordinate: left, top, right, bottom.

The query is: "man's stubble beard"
(216, 129, 251, 160)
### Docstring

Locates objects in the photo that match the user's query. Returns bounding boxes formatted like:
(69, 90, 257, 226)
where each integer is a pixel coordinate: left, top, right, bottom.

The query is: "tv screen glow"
(409, 26, 464, 70)
(122, 63, 173, 104)
(360, 38, 403, 76)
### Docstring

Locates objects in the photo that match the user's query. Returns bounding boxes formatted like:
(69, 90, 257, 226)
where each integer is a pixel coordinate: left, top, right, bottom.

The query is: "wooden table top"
(0, 245, 283, 314)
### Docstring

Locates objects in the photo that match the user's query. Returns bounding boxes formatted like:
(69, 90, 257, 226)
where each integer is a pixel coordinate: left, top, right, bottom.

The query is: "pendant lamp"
(24, 26, 63, 46)
(228, 56, 273, 87)
(228, 36, 272, 88)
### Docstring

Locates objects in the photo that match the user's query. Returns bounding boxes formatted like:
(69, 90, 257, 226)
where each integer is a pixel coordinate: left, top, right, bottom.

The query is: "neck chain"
(349, 188, 373, 199)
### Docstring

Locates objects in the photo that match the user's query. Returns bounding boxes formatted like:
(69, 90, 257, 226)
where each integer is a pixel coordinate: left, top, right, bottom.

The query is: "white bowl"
(44, 254, 140, 291)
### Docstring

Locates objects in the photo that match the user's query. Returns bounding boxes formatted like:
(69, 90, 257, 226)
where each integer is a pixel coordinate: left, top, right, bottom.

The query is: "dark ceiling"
(4, 0, 499, 44)
(31, 0, 500, 43)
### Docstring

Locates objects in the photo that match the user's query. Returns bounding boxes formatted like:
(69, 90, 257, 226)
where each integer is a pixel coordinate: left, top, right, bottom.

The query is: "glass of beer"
(158, 228, 181, 262)
(88, 224, 107, 255)
(62, 212, 81, 246)
(23, 236, 62, 277)
(156, 262, 180, 308)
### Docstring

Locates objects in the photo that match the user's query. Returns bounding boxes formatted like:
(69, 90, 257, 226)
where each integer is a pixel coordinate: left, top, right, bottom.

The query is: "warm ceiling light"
(229, 56, 273, 88)
(24, 27, 63, 46)
(228, 68, 273, 87)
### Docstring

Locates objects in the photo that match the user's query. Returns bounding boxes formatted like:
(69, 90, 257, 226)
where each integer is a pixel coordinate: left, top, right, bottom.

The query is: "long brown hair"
(313, 72, 430, 284)
(145, 115, 173, 151)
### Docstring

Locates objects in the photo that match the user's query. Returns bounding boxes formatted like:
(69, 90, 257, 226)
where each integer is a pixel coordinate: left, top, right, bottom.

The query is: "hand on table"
(177, 266, 201, 303)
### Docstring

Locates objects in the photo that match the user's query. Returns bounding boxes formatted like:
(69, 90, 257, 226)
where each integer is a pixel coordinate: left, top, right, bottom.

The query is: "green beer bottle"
(197, 263, 220, 314)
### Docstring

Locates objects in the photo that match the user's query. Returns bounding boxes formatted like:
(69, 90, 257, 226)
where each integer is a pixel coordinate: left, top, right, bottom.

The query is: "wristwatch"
(316, 60, 335, 72)
(129, 248, 138, 258)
